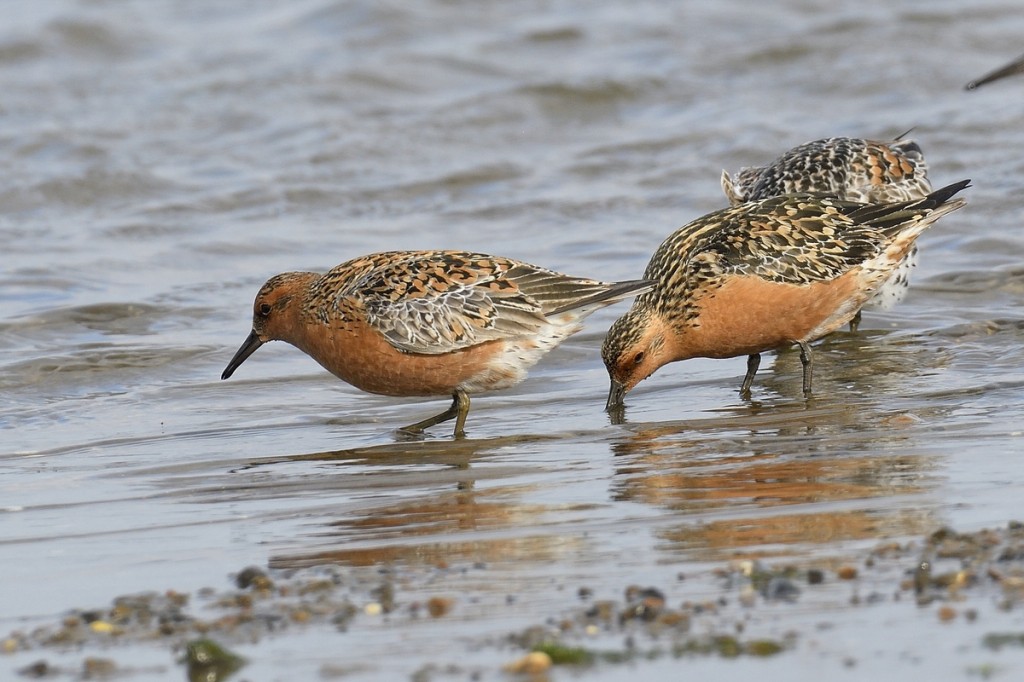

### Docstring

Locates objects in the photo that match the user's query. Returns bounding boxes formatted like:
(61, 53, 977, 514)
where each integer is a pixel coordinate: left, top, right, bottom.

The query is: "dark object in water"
(965, 53, 1024, 90)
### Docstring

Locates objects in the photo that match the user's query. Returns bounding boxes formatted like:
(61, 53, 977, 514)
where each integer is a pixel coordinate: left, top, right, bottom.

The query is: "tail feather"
(849, 179, 970, 234)
(549, 279, 654, 316)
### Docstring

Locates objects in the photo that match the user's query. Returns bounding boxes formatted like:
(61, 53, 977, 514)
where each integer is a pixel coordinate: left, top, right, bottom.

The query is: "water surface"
(3, 0, 1024, 679)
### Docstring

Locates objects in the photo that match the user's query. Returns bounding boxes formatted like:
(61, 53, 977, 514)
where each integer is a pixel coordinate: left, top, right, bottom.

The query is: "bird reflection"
(253, 433, 583, 571)
(606, 377, 942, 560)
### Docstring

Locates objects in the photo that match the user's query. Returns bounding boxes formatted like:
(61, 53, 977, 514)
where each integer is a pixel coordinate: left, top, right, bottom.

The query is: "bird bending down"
(721, 136, 934, 329)
(222, 250, 651, 437)
(602, 179, 970, 410)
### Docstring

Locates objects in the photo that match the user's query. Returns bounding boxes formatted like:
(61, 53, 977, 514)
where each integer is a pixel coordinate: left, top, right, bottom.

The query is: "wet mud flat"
(7, 523, 1024, 680)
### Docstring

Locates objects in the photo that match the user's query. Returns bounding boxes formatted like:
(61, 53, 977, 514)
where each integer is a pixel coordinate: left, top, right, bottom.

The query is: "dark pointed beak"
(605, 379, 627, 412)
(221, 330, 264, 380)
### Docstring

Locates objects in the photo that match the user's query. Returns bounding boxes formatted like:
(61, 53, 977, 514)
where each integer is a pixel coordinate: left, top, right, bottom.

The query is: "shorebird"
(222, 250, 651, 437)
(721, 135, 934, 328)
(602, 180, 970, 410)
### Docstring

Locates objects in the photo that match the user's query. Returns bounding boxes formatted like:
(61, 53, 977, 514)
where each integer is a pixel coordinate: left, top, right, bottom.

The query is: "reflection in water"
(607, 385, 941, 560)
(235, 431, 562, 471)
(660, 507, 934, 559)
(256, 434, 586, 570)
(272, 534, 586, 570)
(266, 329, 955, 570)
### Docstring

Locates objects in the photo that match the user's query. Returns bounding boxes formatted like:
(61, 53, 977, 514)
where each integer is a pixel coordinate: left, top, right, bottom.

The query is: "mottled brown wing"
(353, 252, 549, 355)
(730, 137, 932, 205)
(647, 195, 889, 308)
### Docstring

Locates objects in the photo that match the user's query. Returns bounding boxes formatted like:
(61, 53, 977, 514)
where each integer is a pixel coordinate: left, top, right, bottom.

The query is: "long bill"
(605, 379, 627, 412)
(221, 330, 264, 380)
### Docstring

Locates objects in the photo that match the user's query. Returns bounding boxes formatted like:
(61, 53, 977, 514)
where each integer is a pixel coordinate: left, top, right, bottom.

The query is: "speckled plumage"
(721, 137, 932, 206)
(602, 180, 970, 407)
(721, 136, 935, 318)
(222, 250, 651, 437)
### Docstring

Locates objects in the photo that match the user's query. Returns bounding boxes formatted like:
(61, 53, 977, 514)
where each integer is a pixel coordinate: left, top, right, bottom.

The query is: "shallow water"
(3, 0, 1024, 679)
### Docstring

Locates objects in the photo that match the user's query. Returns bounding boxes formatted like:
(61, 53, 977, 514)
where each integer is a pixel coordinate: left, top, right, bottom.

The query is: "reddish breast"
(289, 314, 505, 397)
(670, 272, 863, 360)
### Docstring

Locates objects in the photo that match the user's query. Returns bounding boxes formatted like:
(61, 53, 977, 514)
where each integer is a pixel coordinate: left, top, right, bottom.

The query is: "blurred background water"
(2, 0, 1024, 679)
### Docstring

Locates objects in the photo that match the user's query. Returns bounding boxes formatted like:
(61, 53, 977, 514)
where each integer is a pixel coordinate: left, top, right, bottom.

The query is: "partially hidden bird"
(721, 135, 935, 329)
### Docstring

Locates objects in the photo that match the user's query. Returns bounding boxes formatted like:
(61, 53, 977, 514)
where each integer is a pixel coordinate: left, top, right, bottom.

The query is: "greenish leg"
(740, 353, 760, 399)
(399, 389, 470, 438)
(848, 309, 862, 333)
(798, 341, 813, 396)
(452, 390, 470, 439)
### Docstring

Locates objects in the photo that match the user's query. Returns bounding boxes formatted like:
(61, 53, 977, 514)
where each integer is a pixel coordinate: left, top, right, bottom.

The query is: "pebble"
(502, 651, 552, 675)
(837, 566, 858, 580)
(426, 597, 454, 618)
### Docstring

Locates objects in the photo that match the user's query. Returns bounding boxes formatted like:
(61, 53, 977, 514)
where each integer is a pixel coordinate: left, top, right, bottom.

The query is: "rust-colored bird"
(222, 250, 651, 437)
(602, 180, 969, 410)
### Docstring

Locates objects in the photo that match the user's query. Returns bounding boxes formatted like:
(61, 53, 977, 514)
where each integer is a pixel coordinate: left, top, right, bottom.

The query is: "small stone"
(761, 577, 800, 602)
(807, 569, 825, 585)
(426, 597, 454, 618)
(837, 566, 858, 580)
(364, 602, 383, 616)
(17, 660, 50, 678)
(914, 559, 932, 594)
(372, 582, 395, 613)
(183, 638, 246, 679)
(82, 657, 116, 678)
(88, 621, 120, 635)
(235, 566, 273, 591)
(622, 587, 665, 621)
(502, 651, 552, 674)
(657, 611, 690, 629)
(937, 605, 957, 622)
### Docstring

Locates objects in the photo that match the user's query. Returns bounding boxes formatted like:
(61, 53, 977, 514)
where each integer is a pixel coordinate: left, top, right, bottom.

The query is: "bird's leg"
(740, 353, 760, 399)
(452, 389, 470, 439)
(399, 389, 470, 438)
(798, 341, 813, 396)
(848, 309, 862, 333)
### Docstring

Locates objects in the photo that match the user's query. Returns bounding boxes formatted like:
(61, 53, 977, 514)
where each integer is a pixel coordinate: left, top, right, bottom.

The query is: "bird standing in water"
(602, 180, 969, 411)
(222, 250, 651, 437)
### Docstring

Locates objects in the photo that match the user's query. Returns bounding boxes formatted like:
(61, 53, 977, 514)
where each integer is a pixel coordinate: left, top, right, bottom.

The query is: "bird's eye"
(258, 303, 272, 316)
(632, 351, 645, 366)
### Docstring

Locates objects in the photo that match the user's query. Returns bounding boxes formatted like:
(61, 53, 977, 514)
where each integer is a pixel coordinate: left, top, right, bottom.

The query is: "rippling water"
(3, 0, 1024, 679)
